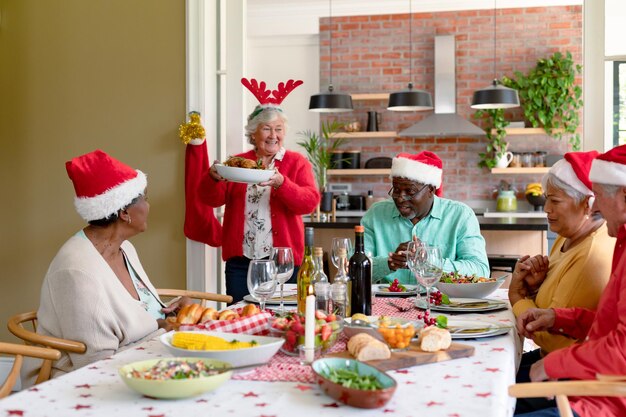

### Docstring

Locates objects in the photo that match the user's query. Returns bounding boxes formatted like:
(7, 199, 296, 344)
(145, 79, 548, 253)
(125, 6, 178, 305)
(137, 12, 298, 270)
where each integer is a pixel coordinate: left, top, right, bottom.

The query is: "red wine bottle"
(349, 225, 372, 315)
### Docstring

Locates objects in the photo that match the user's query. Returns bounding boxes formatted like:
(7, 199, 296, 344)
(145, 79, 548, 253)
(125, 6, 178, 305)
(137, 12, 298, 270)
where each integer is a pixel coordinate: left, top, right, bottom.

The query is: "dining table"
(1, 289, 522, 417)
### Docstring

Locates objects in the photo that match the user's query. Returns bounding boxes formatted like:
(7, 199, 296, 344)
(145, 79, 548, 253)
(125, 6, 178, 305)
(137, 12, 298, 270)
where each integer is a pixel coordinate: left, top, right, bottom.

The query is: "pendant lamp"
(388, 0, 433, 111)
(471, 0, 519, 109)
(309, 0, 353, 113)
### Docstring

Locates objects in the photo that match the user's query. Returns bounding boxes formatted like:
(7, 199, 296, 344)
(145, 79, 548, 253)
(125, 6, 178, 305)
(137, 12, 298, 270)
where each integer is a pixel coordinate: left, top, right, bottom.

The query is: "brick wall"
(319, 6, 582, 202)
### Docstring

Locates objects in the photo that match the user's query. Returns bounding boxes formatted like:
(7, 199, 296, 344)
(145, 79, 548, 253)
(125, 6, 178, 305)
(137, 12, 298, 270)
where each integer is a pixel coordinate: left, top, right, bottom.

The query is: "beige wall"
(0, 0, 187, 342)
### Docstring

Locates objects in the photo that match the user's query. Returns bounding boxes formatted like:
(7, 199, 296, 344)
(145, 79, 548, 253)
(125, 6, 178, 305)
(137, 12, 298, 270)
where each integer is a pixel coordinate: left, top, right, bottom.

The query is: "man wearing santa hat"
(515, 144, 626, 417)
(362, 151, 490, 284)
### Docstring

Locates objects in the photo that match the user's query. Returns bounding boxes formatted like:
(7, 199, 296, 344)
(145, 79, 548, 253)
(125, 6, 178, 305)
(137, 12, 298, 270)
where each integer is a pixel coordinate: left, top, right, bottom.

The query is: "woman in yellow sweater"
(509, 151, 615, 383)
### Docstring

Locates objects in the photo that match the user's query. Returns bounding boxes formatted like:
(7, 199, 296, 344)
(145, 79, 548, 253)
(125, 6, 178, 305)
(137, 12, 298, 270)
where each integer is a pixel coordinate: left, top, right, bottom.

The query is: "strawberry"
(321, 324, 332, 342)
(315, 310, 327, 320)
(325, 313, 337, 322)
(285, 331, 297, 347)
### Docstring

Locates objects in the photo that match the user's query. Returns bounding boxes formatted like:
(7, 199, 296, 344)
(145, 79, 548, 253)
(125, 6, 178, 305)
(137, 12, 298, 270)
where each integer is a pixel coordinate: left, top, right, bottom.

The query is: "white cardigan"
(24, 234, 164, 385)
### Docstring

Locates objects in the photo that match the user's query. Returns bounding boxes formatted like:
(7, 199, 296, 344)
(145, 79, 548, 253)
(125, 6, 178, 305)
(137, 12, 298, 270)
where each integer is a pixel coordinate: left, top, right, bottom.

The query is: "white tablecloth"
(1, 290, 521, 417)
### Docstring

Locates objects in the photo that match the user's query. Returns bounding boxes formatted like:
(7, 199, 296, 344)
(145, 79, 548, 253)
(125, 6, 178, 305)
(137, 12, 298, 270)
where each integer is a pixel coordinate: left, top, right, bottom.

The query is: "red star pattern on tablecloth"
(383, 409, 395, 413)
(6, 411, 24, 416)
(476, 392, 492, 398)
(196, 399, 208, 403)
(88, 366, 99, 369)
(294, 384, 313, 391)
(148, 414, 165, 417)
(255, 403, 268, 407)
(27, 387, 39, 392)
(141, 407, 154, 411)
(79, 394, 91, 398)
(323, 403, 340, 408)
(135, 347, 146, 350)
(243, 391, 259, 397)
(426, 401, 443, 407)
(444, 374, 459, 379)
(74, 384, 91, 389)
(259, 415, 276, 417)
(463, 384, 474, 388)
(485, 368, 500, 373)
(491, 347, 505, 352)
(405, 381, 415, 384)
(449, 414, 461, 417)
(394, 370, 409, 374)
(72, 404, 91, 410)
(473, 361, 483, 365)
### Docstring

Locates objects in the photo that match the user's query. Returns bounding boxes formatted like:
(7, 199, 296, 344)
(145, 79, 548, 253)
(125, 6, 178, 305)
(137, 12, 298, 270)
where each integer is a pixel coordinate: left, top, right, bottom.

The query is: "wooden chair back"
(0, 342, 61, 398)
(509, 375, 626, 417)
(157, 289, 233, 307)
(7, 311, 86, 385)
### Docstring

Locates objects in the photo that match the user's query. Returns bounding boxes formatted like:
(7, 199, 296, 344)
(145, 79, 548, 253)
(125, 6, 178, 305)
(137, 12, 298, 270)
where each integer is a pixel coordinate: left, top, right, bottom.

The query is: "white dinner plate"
(415, 297, 508, 313)
(160, 331, 284, 368)
(446, 318, 512, 339)
(243, 293, 298, 305)
(214, 164, 275, 184)
(372, 283, 421, 297)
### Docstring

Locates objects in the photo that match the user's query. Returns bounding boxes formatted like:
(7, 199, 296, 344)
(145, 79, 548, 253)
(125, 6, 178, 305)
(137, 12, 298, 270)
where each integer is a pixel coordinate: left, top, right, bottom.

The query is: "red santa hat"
(66, 150, 147, 222)
(589, 144, 626, 187)
(546, 150, 598, 196)
(390, 151, 443, 197)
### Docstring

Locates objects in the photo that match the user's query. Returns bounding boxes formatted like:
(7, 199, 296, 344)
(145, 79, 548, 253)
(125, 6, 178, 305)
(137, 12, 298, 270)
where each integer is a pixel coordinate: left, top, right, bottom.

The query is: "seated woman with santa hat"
(23, 150, 190, 386)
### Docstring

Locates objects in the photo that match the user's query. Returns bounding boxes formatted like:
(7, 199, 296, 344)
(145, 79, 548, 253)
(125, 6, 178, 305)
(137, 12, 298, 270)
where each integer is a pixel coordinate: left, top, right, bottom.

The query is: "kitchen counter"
(305, 216, 548, 231)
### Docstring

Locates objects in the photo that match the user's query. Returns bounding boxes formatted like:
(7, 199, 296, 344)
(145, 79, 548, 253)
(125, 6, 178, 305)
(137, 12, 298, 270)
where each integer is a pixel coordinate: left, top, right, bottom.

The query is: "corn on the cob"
(172, 332, 257, 351)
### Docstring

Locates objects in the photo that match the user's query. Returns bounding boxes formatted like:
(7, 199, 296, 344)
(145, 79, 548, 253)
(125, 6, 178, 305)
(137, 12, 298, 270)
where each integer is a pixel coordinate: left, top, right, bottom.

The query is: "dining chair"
(0, 342, 61, 398)
(157, 289, 233, 307)
(509, 375, 626, 417)
(7, 311, 87, 385)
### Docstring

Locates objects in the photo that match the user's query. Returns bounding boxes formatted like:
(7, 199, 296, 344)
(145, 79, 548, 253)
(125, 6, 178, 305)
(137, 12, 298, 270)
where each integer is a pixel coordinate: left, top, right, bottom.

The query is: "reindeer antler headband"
(241, 78, 303, 119)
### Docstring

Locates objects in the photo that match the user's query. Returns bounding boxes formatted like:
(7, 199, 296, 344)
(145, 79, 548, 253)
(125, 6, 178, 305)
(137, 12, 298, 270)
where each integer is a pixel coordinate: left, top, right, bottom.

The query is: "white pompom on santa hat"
(589, 144, 626, 187)
(390, 151, 443, 197)
(545, 150, 598, 196)
(66, 150, 147, 222)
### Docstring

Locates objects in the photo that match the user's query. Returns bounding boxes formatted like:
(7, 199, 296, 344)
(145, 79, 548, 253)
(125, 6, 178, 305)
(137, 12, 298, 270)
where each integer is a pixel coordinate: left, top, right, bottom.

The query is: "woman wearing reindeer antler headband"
(193, 78, 320, 303)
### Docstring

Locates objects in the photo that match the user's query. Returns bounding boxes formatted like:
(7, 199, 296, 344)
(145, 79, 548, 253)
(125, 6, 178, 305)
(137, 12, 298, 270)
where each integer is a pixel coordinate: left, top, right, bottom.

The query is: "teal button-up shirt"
(361, 197, 490, 284)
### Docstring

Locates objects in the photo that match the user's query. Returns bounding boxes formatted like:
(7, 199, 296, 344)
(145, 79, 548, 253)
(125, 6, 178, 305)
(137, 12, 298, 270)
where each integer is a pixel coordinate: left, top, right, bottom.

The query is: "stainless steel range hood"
(399, 36, 485, 137)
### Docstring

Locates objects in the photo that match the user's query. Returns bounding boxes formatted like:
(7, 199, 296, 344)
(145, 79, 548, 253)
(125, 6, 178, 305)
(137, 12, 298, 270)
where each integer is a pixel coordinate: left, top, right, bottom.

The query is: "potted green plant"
(475, 108, 511, 169)
(297, 120, 346, 193)
(502, 51, 583, 150)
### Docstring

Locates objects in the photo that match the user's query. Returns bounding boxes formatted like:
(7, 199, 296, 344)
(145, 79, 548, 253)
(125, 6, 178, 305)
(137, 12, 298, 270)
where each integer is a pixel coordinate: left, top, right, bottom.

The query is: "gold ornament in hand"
(179, 111, 206, 144)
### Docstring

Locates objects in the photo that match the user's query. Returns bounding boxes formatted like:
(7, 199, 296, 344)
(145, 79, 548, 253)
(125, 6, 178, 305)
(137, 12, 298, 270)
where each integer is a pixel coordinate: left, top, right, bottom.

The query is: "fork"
(386, 301, 412, 312)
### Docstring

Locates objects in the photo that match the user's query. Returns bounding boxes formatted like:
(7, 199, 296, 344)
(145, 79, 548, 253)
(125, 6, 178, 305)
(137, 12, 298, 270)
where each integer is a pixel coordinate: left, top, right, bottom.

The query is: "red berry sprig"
(414, 309, 436, 326)
(429, 291, 444, 306)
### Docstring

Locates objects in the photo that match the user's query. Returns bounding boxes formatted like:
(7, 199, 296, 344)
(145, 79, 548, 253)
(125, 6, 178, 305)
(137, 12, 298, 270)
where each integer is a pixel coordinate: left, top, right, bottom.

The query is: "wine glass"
(270, 247, 294, 314)
(331, 237, 353, 271)
(247, 259, 277, 312)
(409, 245, 442, 316)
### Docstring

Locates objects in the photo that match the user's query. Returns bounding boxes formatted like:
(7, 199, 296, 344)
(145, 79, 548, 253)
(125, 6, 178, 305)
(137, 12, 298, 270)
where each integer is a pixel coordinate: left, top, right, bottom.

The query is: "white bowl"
(215, 164, 274, 184)
(435, 279, 503, 299)
(119, 357, 232, 399)
(160, 331, 284, 367)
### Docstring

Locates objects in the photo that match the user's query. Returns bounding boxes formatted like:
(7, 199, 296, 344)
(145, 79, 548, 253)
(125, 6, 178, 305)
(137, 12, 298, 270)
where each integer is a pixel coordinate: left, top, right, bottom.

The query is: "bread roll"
(419, 327, 452, 352)
(176, 303, 203, 324)
(241, 304, 260, 317)
(199, 307, 219, 323)
(218, 309, 239, 321)
(347, 333, 391, 361)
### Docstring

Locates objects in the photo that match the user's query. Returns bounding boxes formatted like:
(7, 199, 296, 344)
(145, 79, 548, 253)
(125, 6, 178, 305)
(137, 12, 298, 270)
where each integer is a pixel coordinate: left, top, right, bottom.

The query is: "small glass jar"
(510, 153, 522, 168)
(314, 282, 331, 314)
(521, 152, 533, 168)
(533, 151, 547, 167)
(496, 190, 518, 212)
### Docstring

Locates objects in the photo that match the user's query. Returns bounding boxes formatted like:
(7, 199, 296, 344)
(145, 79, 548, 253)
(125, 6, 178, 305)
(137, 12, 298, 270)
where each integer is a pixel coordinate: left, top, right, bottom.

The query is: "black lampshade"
(471, 79, 520, 109)
(309, 86, 353, 113)
(387, 84, 433, 111)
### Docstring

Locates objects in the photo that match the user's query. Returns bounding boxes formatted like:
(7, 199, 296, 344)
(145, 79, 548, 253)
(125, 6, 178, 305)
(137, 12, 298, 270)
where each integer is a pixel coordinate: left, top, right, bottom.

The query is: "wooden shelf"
(491, 128, 565, 135)
(328, 168, 390, 176)
(491, 167, 549, 174)
(351, 93, 389, 101)
(332, 131, 396, 139)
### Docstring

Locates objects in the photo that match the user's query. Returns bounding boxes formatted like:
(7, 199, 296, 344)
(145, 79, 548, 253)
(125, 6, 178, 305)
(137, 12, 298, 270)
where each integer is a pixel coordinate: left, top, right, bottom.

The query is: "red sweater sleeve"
(273, 153, 320, 215)
(183, 141, 222, 247)
(550, 307, 596, 340)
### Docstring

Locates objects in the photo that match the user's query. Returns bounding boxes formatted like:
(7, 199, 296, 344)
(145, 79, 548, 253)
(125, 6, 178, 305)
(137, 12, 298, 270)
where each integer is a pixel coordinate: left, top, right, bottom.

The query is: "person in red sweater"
(188, 78, 319, 303)
(515, 144, 626, 417)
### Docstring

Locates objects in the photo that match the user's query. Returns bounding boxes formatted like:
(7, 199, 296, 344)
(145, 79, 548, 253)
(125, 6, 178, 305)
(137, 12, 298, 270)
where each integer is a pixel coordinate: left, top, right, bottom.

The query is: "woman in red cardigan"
(193, 79, 319, 303)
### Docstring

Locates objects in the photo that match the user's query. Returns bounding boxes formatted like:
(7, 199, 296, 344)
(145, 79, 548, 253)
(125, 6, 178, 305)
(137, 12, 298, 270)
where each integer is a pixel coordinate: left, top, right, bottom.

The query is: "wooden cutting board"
(326, 342, 475, 371)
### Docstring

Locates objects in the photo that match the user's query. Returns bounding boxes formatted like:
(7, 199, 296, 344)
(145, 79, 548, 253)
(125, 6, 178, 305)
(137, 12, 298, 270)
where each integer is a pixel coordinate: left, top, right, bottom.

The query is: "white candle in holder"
(304, 285, 315, 363)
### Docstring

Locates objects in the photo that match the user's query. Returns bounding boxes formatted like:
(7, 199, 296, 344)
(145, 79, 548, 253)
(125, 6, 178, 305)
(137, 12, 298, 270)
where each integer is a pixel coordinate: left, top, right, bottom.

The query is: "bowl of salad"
(119, 358, 232, 399)
(435, 272, 505, 299)
(312, 357, 397, 408)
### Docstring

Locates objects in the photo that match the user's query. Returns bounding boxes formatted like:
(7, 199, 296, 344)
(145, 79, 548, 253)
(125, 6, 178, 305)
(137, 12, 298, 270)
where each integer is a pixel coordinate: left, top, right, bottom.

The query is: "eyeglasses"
(388, 184, 429, 201)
